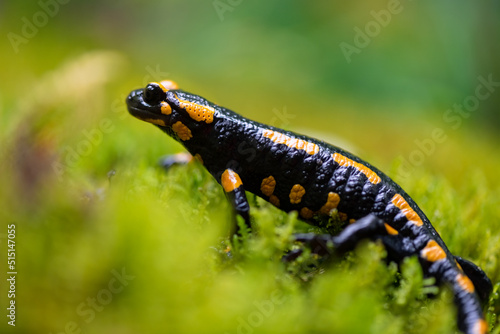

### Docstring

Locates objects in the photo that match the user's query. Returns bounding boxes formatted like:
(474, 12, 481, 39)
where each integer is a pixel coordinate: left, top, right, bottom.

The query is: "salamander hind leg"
(286, 214, 400, 261)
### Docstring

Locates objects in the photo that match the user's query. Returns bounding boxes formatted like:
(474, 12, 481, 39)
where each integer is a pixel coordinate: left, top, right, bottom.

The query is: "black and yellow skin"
(126, 81, 492, 334)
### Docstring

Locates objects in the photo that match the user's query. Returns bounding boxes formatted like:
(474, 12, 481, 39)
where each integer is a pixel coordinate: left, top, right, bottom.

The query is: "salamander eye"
(143, 83, 166, 104)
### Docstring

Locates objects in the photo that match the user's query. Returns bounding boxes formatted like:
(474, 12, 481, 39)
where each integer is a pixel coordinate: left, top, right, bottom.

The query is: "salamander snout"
(126, 82, 173, 127)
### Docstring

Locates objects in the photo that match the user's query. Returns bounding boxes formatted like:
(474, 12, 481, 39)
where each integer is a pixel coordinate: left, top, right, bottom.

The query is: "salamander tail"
(440, 260, 489, 334)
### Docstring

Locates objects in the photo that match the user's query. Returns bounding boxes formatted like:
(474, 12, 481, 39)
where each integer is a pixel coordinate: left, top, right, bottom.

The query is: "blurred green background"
(1, 1, 500, 333)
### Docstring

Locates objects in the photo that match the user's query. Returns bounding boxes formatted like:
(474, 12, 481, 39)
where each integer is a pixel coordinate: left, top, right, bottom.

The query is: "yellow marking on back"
(300, 207, 314, 219)
(176, 94, 215, 123)
(261, 176, 276, 197)
(456, 273, 475, 293)
(161, 102, 172, 115)
(145, 118, 166, 126)
(473, 319, 488, 334)
(384, 223, 399, 235)
(172, 121, 192, 141)
(289, 184, 306, 204)
(421, 240, 447, 262)
(262, 130, 319, 155)
(221, 169, 242, 193)
(332, 153, 381, 184)
(319, 192, 340, 215)
(269, 195, 280, 207)
(391, 194, 423, 226)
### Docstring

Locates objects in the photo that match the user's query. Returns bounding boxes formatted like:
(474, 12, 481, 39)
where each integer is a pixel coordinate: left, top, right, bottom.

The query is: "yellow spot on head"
(161, 102, 172, 115)
(262, 130, 319, 155)
(391, 194, 423, 226)
(176, 94, 215, 123)
(159, 80, 179, 91)
(456, 273, 475, 293)
(221, 169, 242, 193)
(421, 240, 447, 262)
(384, 223, 399, 235)
(332, 153, 381, 184)
(145, 118, 166, 126)
(172, 121, 193, 141)
(319, 192, 340, 215)
(269, 195, 280, 207)
(261, 176, 276, 197)
(349, 218, 356, 224)
(473, 319, 488, 334)
(152, 81, 168, 93)
(289, 184, 306, 204)
(300, 207, 314, 219)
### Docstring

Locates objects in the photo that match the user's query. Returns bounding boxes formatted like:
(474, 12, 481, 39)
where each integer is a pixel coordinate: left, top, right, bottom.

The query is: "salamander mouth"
(126, 89, 168, 125)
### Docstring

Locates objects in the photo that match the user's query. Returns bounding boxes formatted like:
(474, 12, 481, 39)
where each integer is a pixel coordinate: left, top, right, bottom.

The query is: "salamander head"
(126, 80, 216, 142)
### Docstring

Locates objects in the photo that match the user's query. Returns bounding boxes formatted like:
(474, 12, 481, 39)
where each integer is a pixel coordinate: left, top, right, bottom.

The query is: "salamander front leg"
(158, 152, 194, 170)
(220, 169, 251, 235)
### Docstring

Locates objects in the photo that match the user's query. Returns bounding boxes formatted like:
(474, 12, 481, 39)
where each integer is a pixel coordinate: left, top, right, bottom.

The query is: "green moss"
(3, 152, 497, 333)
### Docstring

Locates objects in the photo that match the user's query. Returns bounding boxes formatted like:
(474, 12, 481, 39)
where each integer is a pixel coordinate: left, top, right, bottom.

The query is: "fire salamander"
(126, 80, 492, 334)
